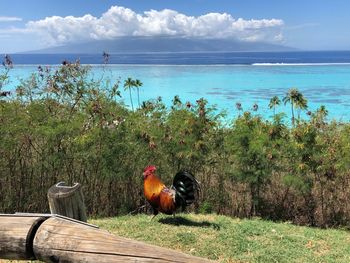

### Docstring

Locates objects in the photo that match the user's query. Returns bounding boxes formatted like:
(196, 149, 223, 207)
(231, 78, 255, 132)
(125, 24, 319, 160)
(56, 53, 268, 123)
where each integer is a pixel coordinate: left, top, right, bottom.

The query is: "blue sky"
(0, 0, 349, 52)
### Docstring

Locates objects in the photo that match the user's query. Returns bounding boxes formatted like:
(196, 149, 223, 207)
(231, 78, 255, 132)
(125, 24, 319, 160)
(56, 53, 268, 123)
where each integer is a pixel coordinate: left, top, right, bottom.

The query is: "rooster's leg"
(172, 213, 180, 225)
(150, 209, 158, 221)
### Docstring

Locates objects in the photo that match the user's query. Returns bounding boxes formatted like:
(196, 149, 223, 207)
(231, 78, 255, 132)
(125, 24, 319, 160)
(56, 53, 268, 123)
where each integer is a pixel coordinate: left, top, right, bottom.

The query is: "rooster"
(143, 165, 199, 218)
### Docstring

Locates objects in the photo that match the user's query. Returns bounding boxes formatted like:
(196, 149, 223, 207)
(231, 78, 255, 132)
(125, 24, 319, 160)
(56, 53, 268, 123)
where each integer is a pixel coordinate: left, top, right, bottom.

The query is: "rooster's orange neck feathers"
(143, 170, 166, 202)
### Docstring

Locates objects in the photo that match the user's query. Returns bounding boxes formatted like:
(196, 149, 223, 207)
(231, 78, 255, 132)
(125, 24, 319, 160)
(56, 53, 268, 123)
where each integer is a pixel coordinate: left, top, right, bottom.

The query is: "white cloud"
(25, 6, 284, 46)
(0, 16, 22, 22)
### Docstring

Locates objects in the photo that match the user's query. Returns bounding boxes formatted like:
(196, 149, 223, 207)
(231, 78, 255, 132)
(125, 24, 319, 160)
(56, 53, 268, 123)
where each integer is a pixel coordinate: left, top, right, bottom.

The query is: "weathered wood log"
(33, 216, 213, 263)
(47, 182, 87, 222)
(0, 214, 214, 262)
(0, 215, 47, 260)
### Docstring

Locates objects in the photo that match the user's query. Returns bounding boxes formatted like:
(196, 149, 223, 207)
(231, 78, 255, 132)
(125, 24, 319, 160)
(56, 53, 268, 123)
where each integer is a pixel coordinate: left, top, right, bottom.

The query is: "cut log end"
(47, 182, 87, 222)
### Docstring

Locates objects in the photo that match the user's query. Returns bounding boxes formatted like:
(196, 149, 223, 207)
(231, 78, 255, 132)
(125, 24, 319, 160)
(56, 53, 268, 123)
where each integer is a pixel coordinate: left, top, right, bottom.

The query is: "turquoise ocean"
(4, 51, 350, 122)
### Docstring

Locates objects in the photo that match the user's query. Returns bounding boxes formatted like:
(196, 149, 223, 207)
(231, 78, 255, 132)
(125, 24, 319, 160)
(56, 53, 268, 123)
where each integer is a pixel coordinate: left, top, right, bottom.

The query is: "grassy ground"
(3, 213, 350, 263)
(91, 214, 350, 263)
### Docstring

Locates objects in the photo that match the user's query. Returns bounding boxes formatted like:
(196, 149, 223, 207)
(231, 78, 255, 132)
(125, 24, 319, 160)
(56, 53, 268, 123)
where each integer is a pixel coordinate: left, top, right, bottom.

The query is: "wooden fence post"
(47, 182, 87, 222)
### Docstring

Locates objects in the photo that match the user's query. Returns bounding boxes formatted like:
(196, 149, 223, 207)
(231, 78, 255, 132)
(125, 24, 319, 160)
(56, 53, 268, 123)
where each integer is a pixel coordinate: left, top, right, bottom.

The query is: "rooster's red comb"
(144, 165, 156, 173)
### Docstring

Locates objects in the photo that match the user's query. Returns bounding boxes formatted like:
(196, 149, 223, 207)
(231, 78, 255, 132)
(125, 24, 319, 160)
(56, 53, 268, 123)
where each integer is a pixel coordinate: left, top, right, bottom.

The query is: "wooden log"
(0, 215, 47, 260)
(47, 182, 87, 222)
(33, 216, 214, 263)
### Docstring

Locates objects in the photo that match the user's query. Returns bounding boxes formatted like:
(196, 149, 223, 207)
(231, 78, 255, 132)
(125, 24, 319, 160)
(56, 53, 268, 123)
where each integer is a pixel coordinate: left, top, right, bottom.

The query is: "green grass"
(89, 214, 350, 263)
(4, 213, 350, 263)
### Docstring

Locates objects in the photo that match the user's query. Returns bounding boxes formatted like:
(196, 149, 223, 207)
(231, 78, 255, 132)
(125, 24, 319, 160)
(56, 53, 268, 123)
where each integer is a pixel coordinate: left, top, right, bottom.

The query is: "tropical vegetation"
(1, 55, 350, 228)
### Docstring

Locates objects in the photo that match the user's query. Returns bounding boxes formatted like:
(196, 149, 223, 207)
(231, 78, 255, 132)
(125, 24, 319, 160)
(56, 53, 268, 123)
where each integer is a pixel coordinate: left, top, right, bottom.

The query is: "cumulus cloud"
(25, 6, 284, 45)
(0, 16, 22, 22)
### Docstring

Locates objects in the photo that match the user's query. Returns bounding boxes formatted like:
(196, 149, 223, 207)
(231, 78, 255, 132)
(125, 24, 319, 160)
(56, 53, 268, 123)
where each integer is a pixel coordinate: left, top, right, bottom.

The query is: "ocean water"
(6, 51, 350, 65)
(3, 51, 350, 122)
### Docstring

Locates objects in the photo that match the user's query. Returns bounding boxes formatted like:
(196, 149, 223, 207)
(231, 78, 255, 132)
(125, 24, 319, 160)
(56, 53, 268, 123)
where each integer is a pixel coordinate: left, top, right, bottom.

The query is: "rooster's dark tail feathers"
(172, 170, 200, 210)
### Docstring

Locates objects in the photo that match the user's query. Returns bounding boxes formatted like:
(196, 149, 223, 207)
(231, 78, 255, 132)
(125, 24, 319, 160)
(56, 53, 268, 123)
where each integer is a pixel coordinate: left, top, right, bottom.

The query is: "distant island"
(24, 36, 295, 54)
